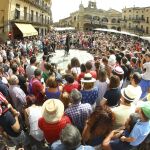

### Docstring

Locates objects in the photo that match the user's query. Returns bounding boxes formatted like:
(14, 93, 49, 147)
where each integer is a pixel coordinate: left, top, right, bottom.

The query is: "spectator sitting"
(51, 124, 94, 150)
(65, 89, 92, 132)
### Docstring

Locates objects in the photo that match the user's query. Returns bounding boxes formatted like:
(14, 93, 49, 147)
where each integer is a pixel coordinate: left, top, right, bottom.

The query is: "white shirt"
(26, 65, 37, 81)
(142, 62, 150, 80)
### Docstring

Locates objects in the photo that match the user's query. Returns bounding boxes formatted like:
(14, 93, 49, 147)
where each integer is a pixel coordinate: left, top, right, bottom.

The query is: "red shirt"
(38, 115, 71, 144)
(32, 78, 44, 103)
(77, 71, 97, 82)
(63, 81, 79, 93)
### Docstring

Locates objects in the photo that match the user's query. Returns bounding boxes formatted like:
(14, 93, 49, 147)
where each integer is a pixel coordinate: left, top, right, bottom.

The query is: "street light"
(0, 10, 4, 33)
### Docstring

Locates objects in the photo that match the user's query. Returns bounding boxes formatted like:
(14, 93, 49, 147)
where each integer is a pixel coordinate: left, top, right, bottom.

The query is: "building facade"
(0, 0, 52, 40)
(57, 1, 122, 31)
(121, 7, 150, 36)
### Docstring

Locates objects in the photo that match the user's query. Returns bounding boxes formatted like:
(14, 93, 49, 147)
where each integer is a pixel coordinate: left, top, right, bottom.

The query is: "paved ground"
(38, 49, 94, 73)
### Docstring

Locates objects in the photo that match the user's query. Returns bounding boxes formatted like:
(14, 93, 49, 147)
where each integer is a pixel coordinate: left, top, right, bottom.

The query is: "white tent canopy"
(93, 28, 138, 37)
(140, 36, 150, 43)
(54, 27, 75, 31)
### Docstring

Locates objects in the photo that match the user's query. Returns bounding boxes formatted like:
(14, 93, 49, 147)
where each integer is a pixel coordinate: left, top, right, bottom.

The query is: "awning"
(15, 23, 38, 37)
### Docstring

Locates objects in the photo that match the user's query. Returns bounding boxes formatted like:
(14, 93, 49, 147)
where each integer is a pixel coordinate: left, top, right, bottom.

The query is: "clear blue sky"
(51, 0, 150, 22)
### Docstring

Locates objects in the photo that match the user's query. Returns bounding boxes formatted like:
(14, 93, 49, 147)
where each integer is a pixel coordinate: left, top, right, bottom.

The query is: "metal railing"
(10, 11, 50, 25)
(26, 0, 50, 13)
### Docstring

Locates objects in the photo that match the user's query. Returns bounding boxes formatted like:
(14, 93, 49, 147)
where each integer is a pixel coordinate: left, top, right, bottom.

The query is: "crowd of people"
(0, 30, 150, 150)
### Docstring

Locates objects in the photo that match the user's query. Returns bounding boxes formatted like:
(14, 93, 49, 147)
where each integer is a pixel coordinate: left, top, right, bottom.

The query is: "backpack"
(28, 78, 39, 95)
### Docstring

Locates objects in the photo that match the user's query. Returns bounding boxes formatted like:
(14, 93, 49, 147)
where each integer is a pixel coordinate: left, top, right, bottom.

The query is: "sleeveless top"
(28, 106, 44, 141)
(45, 87, 61, 99)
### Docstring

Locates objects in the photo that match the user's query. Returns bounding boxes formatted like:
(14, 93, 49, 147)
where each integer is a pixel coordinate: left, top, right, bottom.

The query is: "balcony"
(132, 17, 145, 23)
(10, 11, 50, 26)
(24, 0, 50, 14)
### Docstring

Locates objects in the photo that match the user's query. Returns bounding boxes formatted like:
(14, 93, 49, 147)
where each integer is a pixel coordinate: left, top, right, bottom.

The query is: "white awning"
(15, 23, 38, 37)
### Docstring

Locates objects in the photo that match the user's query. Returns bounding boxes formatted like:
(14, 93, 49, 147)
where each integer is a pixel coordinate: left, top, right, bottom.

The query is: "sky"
(51, 0, 150, 22)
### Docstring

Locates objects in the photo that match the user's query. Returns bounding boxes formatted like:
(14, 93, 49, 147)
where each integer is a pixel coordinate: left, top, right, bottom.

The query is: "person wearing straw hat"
(80, 73, 98, 108)
(111, 85, 138, 129)
(38, 99, 71, 145)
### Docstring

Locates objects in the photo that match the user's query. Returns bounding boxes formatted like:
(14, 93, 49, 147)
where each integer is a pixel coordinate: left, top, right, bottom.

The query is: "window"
(45, 16, 47, 24)
(146, 17, 149, 23)
(146, 27, 149, 34)
(31, 10, 34, 21)
(129, 10, 131, 12)
(24, 7, 27, 20)
(15, 4, 20, 19)
(36, 12, 38, 22)
(141, 25, 143, 29)
(141, 15, 144, 20)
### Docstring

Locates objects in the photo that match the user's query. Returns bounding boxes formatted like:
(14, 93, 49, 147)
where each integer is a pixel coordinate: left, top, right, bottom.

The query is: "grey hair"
(8, 75, 19, 85)
(69, 89, 82, 104)
(60, 124, 81, 150)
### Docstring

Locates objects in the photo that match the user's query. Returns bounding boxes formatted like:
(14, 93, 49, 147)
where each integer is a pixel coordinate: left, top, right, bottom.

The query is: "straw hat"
(42, 99, 64, 123)
(121, 85, 140, 102)
(81, 73, 96, 83)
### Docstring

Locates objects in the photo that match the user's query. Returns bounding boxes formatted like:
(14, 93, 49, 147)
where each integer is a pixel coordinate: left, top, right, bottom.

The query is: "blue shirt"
(80, 87, 98, 105)
(51, 140, 95, 150)
(65, 102, 92, 131)
(130, 120, 150, 146)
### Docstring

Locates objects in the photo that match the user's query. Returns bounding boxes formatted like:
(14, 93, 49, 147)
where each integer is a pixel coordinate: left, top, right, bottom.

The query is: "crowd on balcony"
(0, 30, 150, 150)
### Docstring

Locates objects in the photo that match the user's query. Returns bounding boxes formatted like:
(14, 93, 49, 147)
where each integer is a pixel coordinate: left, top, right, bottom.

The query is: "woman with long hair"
(82, 105, 115, 147)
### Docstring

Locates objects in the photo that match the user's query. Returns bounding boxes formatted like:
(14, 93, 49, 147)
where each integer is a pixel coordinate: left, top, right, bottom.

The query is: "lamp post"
(0, 10, 4, 33)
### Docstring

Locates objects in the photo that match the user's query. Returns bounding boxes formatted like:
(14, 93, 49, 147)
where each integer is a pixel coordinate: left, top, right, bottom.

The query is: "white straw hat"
(81, 73, 96, 83)
(42, 99, 64, 123)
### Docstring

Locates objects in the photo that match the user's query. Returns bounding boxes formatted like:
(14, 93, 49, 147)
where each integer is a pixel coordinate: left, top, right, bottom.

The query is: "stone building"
(57, 0, 122, 31)
(0, 0, 52, 40)
(121, 7, 150, 36)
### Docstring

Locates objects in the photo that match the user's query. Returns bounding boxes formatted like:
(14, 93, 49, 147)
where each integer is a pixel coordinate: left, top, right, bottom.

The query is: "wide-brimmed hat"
(121, 85, 139, 102)
(81, 73, 96, 83)
(141, 102, 150, 119)
(42, 99, 64, 123)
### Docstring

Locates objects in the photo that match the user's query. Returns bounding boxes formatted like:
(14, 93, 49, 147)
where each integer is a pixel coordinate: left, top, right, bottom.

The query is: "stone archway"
(102, 17, 108, 22)
(111, 18, 116, 23)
